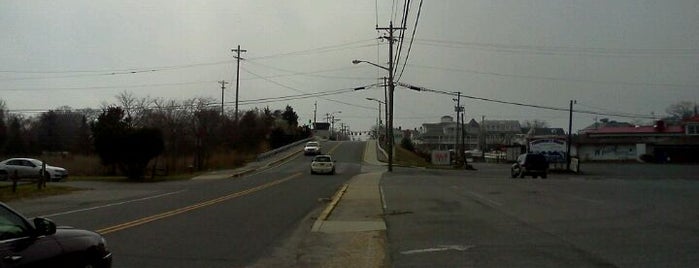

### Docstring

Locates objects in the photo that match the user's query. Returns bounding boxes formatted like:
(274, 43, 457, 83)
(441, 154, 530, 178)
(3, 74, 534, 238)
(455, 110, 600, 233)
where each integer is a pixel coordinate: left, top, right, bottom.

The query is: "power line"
(407, 64, 699, 89)
(0, 60, 233, 75)
(0, 80, 219, 92)
(241, 67, 376, 110)
(413, 38, 699, 57)
(5, 86, 373, 114)
(396, 82, 655, 119)
(0, 39, 377, 79)
(395, 0, 423, 81)
(244, 60, 372, 80)
(392, 0, 410, 76)
(247, 39, 378, 61)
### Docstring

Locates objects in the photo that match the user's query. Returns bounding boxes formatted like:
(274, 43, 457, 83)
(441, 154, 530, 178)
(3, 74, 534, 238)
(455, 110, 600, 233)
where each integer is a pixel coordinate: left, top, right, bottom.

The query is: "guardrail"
(256, 137, 312, 161)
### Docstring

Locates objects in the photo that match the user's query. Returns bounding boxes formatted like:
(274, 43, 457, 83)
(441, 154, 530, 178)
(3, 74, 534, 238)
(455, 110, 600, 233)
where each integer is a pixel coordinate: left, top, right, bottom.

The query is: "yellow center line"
(97, 172, 302, 235)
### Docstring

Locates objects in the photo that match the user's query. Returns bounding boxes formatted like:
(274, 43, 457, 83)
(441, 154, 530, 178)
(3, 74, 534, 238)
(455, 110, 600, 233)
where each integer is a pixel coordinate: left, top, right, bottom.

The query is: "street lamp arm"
(352, 60, 389, 71)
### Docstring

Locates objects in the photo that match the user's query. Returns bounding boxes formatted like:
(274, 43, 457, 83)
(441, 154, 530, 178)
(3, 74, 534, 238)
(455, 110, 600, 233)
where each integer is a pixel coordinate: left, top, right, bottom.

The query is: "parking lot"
(382, 162, 699, 267)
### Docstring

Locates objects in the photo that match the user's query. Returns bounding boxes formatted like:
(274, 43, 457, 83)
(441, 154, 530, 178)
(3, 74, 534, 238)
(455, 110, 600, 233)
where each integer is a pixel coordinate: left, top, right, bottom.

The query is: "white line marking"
(401, 245, 475, 255)
(466, 191, 503, 206)
(380, 184, 387, 210)
(40, 190, 186, 217)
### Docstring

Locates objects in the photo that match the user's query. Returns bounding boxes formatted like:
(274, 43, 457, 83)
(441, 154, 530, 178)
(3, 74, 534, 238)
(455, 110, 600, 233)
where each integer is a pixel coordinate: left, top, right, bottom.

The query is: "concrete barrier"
(256, 137, 312, 161)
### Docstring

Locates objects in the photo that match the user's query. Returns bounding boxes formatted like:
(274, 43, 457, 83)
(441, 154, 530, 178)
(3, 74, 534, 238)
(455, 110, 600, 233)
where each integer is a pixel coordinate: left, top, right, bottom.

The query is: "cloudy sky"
(2, 0, 698, 133)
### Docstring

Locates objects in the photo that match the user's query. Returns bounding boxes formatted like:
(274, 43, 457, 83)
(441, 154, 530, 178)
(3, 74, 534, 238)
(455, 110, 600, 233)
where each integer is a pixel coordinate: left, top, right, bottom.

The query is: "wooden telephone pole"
(232, 45, 247, 122)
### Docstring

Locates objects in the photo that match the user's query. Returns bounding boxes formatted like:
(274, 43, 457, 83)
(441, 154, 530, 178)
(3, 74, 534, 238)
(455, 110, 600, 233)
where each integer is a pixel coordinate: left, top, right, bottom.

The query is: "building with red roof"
(576, 119, 699, 162)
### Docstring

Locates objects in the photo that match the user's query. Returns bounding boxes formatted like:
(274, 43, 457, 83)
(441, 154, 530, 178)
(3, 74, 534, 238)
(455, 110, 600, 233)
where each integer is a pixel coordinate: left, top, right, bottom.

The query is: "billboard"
(529, 139, 567, 163)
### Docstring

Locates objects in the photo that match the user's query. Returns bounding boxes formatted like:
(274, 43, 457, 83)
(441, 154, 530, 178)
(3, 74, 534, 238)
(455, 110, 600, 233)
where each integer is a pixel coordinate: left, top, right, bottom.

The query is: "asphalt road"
(382, 163, 699, 267)
(9, 141, 366, 267)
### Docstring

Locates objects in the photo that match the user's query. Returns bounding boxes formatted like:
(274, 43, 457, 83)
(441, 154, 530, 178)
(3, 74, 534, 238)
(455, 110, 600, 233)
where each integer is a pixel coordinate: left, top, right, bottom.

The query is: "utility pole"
(454, 92, 464, 166)
(313, 101, 317, 126)
(382, 77, 388, 142)
(218, 80, 229, 116)
(232, 45, 247, 123)
(481, 115, 486, 159)
(377, 22, 405, 172)
(567, 100, 576, 171)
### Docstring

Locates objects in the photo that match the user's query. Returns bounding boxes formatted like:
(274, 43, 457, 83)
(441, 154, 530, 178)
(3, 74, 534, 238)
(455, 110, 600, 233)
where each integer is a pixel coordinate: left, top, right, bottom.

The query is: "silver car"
(303, 141, 322, 155)
(0, 158, 69, 182)
(310, 155, 336, 175)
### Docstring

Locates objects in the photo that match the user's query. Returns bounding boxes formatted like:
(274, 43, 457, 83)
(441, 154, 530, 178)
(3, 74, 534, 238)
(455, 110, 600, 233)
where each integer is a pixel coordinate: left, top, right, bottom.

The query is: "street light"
(327, 111, 341, 140)
(352, 60, 389, 71)
(353, 59, 395, 171)
(366, 98, 386, 140)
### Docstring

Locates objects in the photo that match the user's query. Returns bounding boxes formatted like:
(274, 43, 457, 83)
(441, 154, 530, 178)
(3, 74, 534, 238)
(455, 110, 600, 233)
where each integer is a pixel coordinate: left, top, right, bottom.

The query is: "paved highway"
(9, 141, 366, 267)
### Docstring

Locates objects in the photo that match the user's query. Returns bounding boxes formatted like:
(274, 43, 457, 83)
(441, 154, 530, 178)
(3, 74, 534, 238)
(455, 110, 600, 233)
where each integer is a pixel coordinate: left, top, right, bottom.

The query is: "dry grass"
(3, 149, 256, 180)
(0, 183, 83, 202)
(395, 146, 431, 167)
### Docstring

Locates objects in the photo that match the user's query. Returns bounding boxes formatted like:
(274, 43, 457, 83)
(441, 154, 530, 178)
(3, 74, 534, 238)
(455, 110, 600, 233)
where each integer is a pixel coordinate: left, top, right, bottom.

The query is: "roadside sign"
(431, 150, 451, 165)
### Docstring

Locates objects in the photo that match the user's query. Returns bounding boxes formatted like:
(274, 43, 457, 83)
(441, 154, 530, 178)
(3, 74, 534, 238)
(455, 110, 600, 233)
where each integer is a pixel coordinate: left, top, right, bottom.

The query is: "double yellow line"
(97, 172, 302, 235)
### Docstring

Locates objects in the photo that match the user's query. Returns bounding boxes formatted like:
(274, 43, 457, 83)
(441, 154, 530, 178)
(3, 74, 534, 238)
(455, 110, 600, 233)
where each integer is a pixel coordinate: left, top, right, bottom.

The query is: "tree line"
(0, 92, 311, 180)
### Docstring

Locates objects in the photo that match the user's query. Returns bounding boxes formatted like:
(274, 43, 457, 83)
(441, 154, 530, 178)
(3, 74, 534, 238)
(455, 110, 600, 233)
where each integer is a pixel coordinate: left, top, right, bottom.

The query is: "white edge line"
(40, 190, 186, 218)
(401, 245, 475, 255)
(380, 184, 387, 210)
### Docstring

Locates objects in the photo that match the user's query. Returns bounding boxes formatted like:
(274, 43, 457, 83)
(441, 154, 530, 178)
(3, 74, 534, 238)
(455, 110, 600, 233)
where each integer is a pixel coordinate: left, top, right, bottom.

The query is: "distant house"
(416, 116, 460, 151)
(481, 120, 522, 150)
(576, 119, 699, 162)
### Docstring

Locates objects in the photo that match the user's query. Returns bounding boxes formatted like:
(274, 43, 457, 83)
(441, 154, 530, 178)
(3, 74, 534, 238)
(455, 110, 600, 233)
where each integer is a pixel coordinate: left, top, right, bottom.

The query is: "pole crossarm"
(396, 82, 458, 96)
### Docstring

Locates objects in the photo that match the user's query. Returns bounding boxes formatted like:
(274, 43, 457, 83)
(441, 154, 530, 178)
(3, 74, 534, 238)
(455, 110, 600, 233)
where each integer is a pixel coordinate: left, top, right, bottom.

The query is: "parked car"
(310, 154, 335, 175)
(0, 202, 112, 267)
(0, 158, 68, 182)
(511, 153, 549, 178)
(303, 141, 322, 155)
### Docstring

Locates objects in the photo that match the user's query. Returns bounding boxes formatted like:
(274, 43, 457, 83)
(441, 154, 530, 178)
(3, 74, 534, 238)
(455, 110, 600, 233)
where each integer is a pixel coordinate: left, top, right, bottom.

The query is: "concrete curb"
(311, 184, 349, 232)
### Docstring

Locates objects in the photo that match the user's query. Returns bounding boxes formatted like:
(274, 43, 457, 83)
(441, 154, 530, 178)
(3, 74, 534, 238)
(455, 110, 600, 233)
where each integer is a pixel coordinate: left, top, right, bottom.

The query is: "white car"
(0, 158, 69, 182)
(310, 155, 335, 175)
(304, 141, 322, 155)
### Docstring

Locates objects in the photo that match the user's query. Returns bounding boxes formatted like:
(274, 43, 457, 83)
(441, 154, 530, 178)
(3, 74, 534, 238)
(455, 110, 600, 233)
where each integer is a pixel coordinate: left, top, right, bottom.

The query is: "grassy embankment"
(0, 183, 83, 202)
(0, 151, 255, 201)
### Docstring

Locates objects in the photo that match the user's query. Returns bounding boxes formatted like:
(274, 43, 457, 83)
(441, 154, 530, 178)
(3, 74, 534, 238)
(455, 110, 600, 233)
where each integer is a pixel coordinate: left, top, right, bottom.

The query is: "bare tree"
(115, 91, 153, 128)
(522, 120, 549, 129)
(664, 101, 696, 123)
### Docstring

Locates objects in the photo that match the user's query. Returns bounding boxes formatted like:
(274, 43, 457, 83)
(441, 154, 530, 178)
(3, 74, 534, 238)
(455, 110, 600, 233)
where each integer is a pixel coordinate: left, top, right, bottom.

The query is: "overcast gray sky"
(2, 0, 698, 133)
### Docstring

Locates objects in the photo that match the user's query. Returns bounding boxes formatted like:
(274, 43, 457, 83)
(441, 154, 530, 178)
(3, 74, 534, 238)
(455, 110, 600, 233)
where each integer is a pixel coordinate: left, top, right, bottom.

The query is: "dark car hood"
(53, 226, 107, 253)
(55, 226, 102, 239)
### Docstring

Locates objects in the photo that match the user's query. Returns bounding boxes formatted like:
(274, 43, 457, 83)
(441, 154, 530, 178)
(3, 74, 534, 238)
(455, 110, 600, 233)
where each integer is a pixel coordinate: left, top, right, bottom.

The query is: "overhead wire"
(241, 67, 376, 110)
(396, 82, 655, 119)
(395, 0, 422, 81)
(0, 39, 376, 80)
(413, 38, 699, 57)
(392, 0, 410, 77)
(243, 60, 372, 80)
(247, 39, 378, 61)
(407, 64, 699, 89)
(0, 80, 219, 92)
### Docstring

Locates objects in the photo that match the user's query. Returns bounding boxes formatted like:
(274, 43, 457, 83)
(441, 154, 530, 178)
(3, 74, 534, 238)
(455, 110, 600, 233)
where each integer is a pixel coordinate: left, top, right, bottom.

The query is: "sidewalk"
(299, 139, 389, 267)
